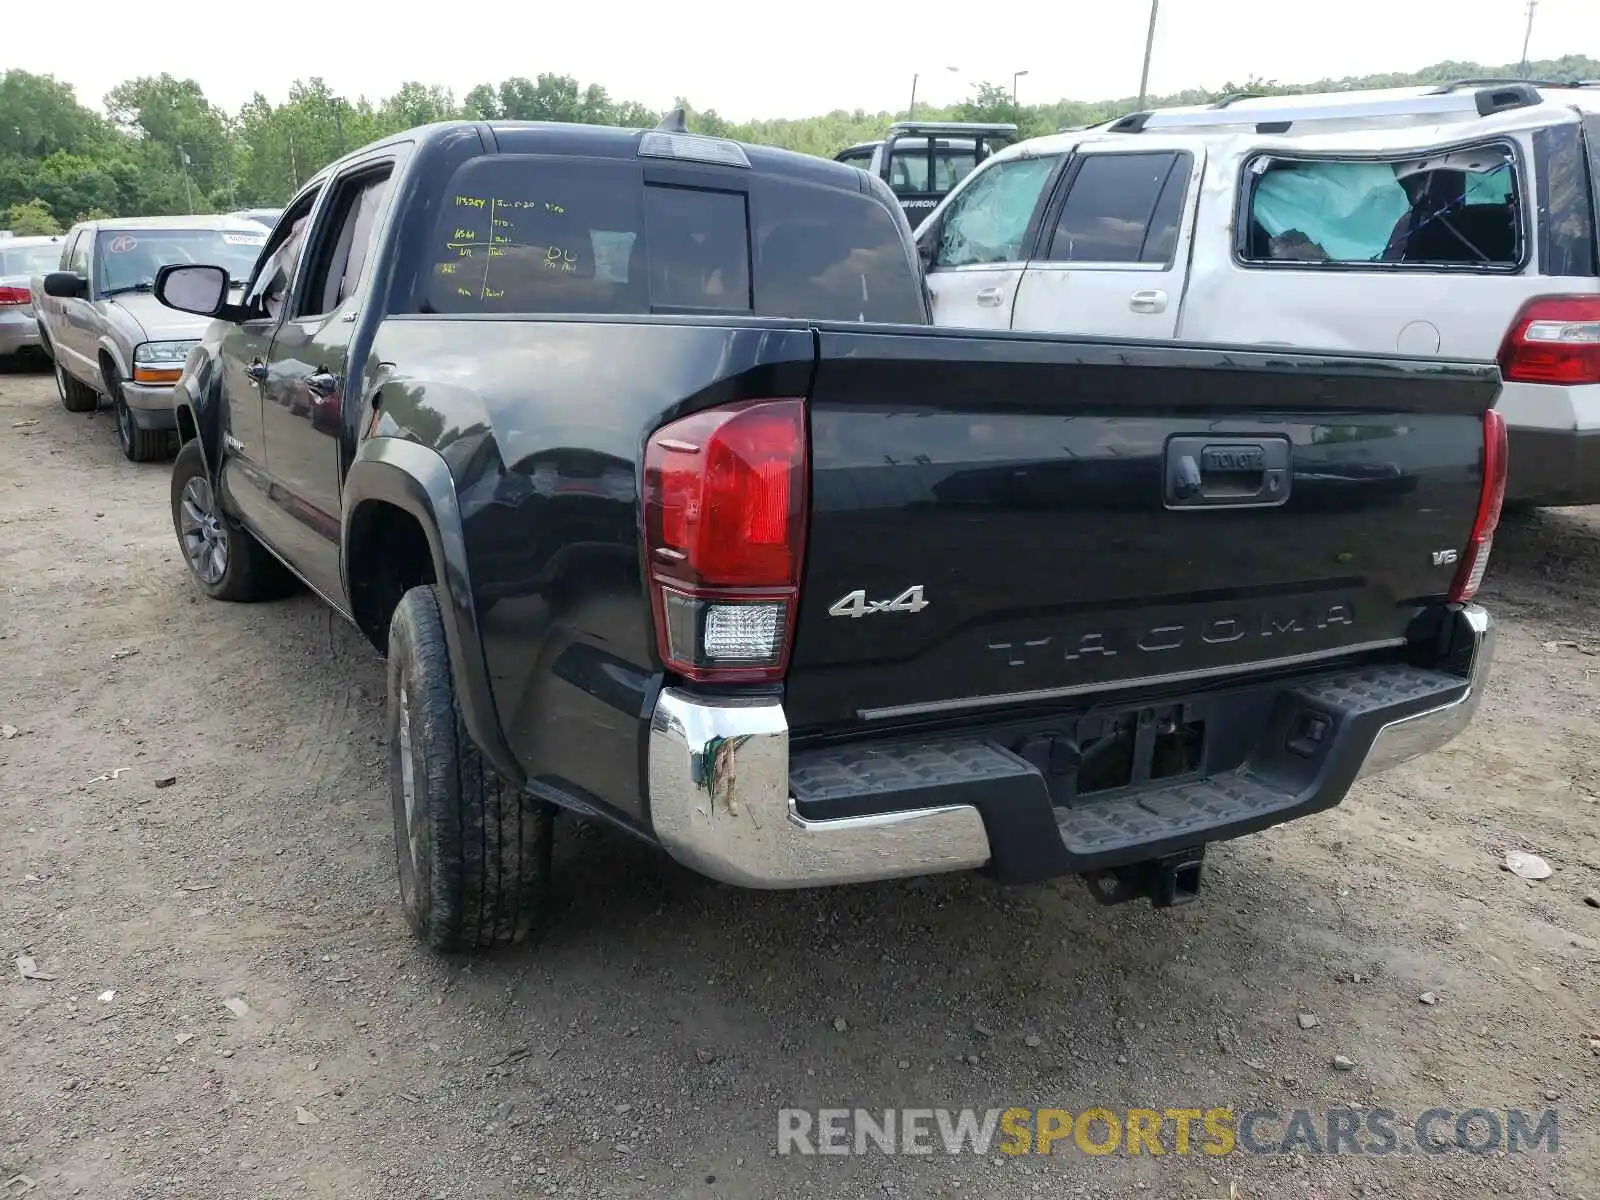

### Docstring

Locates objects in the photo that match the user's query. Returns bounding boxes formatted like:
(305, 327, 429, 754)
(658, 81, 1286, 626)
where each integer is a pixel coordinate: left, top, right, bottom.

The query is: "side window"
(245, 190, 321, 322)
(642, 185, 750, 312)
(836, 149, 874, 172)
(1045, 152, 1190, 265)
(295, 169, 393, 318)
(888, 139, 932, 194)
(931, 155, 1061, 269)
(1241, 143, 1522, 268)
(753, 179, 924, 324)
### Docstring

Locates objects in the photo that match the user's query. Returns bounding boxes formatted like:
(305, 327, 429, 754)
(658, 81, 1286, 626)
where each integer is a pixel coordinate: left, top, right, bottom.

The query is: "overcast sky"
(14, 0, 1597, 121)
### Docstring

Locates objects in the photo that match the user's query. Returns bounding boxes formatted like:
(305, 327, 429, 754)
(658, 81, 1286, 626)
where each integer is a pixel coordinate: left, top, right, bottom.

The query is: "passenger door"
(1011, 142, 1202, 340)
(261, 162, 394, 604)
(920, 153, 1064, 329)
(216, 188, 322, 542)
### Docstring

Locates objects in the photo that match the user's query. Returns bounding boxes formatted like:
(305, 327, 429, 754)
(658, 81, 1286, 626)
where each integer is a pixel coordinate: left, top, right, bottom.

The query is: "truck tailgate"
(786, 328, 1500, 732)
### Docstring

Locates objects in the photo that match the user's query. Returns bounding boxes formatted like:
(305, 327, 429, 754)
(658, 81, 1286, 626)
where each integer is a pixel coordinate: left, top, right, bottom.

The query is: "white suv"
(915, 80, 1600, 507)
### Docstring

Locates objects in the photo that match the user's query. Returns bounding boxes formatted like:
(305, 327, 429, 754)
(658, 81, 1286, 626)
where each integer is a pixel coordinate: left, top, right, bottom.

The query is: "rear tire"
(387, 584, 551, 952)
(54, 358, 98, 413)
(170, 439, 290, 601)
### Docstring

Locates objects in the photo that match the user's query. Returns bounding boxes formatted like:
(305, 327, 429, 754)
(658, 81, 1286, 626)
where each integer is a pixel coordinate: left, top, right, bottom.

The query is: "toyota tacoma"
(150, 115, 1502, 951)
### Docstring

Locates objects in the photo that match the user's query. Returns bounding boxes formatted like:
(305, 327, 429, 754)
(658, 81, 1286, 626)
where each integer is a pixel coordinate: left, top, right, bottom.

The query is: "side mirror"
(42, 271, 87, 299)
(155, 264, 230, 317)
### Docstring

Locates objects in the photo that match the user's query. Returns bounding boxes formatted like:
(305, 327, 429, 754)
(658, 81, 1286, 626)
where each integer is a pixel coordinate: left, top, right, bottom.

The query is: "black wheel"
(112, 382, 171, 463)
(170, 439, 291, 601)
(54, 357, 98, 413)
(388, 584, 551, 952)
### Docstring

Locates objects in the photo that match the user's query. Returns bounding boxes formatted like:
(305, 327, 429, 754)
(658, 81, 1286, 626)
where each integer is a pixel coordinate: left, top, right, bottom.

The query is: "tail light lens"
(1498, 295, 1600, 385)
(643, 399, 808, 683)
(1448, 409, 1507, 604)
(0, 286, 30, 307)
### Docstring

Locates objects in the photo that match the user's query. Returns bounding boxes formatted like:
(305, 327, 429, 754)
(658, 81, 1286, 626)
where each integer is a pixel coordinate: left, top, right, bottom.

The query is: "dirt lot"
(2, 362, 1598, 1200)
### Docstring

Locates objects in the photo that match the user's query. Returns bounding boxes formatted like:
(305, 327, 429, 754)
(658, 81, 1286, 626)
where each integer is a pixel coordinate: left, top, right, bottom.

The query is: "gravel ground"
(2, 361, 1598, 1200)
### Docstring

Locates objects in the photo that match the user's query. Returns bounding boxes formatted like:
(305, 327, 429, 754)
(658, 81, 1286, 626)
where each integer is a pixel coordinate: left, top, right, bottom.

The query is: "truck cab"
(836, 121, 1017, 221)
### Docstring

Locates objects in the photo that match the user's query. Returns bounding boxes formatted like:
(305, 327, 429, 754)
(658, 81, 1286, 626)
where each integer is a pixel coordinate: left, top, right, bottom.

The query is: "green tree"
(4, 198, 61, 235)
(104, 74, 234, 204)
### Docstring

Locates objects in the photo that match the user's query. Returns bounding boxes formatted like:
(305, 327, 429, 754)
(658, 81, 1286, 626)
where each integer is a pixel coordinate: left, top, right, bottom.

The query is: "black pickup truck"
(151, 116, 1503, 952)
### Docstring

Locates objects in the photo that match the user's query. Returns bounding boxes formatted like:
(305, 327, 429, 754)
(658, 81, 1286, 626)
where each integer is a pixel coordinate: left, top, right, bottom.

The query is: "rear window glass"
(643, 185, 751, 312)
(887, 141, 980, 196)
(754, 179, 923, 324)
(418, 154, 922, 323)
(1242, 143, 1523, 267)
(0, 242, 62, 275)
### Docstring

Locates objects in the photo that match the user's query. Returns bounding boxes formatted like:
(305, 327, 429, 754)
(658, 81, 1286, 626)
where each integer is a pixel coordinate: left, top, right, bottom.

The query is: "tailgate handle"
(1165, 436, 1291, 510)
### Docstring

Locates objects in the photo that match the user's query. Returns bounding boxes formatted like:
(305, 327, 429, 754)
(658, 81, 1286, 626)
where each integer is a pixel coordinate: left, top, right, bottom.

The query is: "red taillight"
(643, 399, 808, 683)
(0, 286, 30, 307)
(1498, 295, 1600, 385)
(1448, 409, 1508, 604)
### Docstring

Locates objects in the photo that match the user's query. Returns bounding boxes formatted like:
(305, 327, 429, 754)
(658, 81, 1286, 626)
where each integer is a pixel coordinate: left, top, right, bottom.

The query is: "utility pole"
(908, 66, 959, 120)
(1519, 0, 1538, 78)
(177, 144, 195, 213)
(1137, 0, 1161, 108)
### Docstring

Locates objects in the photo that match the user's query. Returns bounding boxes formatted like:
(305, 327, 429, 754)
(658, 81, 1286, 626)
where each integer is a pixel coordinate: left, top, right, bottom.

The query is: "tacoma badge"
(828, 586, 930, 619)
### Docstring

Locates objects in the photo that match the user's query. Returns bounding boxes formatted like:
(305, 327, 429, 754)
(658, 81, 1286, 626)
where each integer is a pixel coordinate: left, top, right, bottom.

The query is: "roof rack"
(1430, 77, 1599, 93)
(1209, 92, 1268, 109)
(1104, 82, 1545, 135)
(886, 120, 1018, 138)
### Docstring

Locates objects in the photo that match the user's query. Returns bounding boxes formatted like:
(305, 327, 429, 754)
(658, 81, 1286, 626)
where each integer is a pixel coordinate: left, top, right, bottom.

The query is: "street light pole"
(1137, 0, 1160, 108)
(1013, 69, 1030, 106)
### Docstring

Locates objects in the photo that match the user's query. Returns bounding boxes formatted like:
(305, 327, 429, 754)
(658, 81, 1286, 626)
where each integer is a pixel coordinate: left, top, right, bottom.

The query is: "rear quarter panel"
(366, 315, 815, 827)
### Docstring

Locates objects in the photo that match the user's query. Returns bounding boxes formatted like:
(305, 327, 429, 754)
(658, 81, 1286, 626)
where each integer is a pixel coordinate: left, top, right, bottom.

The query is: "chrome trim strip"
(857, 638, 1409, 720)
(647, 688, 991, 889)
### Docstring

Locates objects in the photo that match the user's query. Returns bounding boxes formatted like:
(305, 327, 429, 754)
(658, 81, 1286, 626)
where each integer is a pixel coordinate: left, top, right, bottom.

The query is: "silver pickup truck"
(33, 215, 268, 461)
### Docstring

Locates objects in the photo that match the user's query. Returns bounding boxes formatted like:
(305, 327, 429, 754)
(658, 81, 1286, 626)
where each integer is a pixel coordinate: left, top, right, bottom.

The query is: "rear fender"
(342, 437, 521, 787)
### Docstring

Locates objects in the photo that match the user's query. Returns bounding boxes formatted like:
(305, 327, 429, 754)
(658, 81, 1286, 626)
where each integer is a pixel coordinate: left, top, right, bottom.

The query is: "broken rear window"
(1240, 143, 1523, 269)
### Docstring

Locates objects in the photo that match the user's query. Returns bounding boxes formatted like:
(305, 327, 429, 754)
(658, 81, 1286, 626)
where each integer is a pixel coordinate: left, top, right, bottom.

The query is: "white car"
(915, 80, 1600, 508)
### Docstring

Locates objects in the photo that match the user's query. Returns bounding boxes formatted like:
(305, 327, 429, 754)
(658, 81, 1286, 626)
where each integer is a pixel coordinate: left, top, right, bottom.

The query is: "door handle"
(1130, 288, 1169, 314)
(976, 287, 1004, 308)
(305, 369, 340, 397)
(244, 360, 267, 382)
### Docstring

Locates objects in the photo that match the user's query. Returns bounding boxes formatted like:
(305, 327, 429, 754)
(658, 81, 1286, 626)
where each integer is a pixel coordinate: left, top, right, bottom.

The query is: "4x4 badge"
(827, 585, 930, 619)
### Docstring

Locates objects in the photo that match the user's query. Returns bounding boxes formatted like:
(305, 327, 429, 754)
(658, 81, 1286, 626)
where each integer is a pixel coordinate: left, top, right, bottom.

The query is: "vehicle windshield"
(0, 243, 63, 276)
(96, 228, 267, 294)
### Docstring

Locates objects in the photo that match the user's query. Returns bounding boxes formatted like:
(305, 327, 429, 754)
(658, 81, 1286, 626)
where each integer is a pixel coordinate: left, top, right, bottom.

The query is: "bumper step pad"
(789, 664, 1469, 880)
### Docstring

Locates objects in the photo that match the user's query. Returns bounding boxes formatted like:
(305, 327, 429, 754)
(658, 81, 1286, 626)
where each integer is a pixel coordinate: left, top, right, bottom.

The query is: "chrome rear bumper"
(646, 605, 1494, 889)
